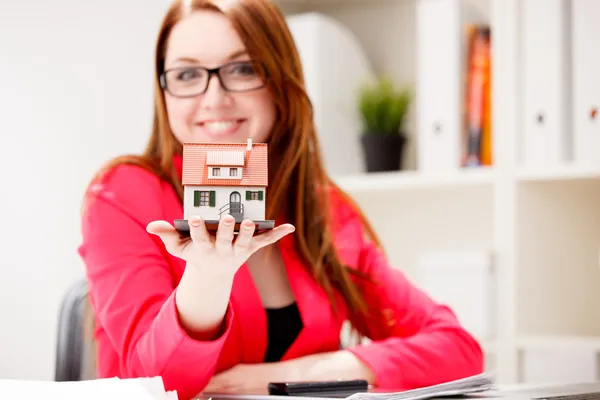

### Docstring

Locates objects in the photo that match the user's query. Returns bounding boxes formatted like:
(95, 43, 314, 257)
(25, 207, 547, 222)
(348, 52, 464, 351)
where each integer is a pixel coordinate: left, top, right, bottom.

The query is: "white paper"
(0, 376, 177, 400)
(346, 372, 494, 400)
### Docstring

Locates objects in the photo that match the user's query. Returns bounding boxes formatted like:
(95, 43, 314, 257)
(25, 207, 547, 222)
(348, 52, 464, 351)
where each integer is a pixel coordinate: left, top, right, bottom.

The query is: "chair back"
(54, 279, 97, 381)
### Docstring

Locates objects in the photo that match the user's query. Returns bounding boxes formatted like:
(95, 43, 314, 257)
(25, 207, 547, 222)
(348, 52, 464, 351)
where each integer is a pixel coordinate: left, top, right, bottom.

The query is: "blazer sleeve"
(78, 165, 233, 399)
(343, 216, 485, 390)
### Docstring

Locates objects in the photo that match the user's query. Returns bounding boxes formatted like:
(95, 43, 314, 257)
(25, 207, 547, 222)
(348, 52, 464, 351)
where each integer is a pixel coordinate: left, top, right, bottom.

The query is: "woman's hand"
(147, 215, 295, 275)
(203, 363, 283, 394)
(202, 351, 376, 394)
(145, 215, 295, 339)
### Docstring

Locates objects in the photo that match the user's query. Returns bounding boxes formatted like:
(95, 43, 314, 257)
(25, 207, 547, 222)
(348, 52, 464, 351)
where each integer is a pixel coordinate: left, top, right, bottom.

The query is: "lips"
(197, 119, 245, 137)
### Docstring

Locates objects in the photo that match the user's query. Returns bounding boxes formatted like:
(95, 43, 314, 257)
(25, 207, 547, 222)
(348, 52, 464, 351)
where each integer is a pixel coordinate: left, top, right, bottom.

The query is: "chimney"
(247, 138, 252, 151)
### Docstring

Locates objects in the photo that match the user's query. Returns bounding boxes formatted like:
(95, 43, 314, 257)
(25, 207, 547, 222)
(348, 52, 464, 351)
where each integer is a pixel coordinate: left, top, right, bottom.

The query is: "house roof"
(181, 142, 268, 187)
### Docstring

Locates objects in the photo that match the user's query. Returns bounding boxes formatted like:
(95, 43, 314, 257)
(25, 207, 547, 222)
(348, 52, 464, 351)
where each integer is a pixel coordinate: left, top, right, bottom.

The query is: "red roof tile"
(181, 142, 268, 187)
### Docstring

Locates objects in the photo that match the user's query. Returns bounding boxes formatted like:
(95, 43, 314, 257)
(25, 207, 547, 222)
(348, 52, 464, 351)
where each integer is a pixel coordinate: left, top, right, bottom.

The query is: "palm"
(147, 216, 295, 273)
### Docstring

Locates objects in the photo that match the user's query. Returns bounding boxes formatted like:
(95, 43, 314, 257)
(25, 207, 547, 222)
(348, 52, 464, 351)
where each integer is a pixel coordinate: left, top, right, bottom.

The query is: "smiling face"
(162, 10, 276, 144)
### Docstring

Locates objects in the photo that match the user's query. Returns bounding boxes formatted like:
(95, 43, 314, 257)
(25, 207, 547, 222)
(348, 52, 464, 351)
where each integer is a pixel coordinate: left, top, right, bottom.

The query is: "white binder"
(286, 13, 376, 175)
(416, 0, 486, 172)
(571, 0, 600, 166)
(521, 0, 572, 167)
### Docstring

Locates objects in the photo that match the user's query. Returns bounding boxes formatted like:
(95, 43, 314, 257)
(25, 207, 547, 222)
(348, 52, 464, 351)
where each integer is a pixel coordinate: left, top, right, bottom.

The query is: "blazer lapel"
(230, 230, 336, 364)
(230, 263, 267, 363)
(278, 233, 332, 361)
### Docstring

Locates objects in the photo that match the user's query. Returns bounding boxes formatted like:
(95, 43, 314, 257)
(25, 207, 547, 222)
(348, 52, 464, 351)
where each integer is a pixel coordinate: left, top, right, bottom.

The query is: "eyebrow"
(172, 49, 249, 65)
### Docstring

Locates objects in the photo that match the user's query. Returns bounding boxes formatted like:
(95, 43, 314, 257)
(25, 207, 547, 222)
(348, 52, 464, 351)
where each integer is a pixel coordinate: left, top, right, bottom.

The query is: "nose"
(199, 74, 231, 109)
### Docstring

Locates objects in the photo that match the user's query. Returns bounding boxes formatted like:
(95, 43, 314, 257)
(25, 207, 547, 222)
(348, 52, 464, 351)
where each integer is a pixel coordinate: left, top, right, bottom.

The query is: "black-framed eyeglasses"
(159, 60, 268, 98)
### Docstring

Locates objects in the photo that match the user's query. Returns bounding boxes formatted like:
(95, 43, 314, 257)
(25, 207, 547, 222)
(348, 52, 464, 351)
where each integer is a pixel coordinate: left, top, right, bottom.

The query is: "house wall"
(184, 185, 267, 221)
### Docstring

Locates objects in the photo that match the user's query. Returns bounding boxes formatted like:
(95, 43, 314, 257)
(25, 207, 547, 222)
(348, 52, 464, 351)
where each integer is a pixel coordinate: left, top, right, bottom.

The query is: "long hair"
(87, 0, 384, 331)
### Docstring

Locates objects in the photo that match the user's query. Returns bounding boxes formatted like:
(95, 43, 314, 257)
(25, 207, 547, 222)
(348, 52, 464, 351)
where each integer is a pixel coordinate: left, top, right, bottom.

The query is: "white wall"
(0, 1, 170, 380)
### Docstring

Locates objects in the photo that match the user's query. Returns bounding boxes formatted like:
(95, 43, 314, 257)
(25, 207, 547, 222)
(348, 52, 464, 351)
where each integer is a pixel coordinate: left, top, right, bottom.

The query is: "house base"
(174, 219, 275, 237)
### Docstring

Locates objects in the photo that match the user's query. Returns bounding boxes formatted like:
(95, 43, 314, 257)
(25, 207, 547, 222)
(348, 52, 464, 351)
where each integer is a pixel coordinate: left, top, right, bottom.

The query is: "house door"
(229, 191, 243, 220)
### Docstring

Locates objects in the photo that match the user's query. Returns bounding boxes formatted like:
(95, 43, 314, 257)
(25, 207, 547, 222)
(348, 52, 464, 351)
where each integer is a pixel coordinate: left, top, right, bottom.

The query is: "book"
(461, 24, 492, 168)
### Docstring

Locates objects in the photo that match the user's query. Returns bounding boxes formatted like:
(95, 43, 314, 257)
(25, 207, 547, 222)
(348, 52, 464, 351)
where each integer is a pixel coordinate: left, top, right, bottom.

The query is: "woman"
(78, 0, 484, 399)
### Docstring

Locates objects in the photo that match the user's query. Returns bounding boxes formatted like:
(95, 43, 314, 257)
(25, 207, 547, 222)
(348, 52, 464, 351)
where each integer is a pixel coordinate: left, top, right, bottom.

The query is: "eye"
(228, 62, 257, 76)
(176, 68, 203, 81)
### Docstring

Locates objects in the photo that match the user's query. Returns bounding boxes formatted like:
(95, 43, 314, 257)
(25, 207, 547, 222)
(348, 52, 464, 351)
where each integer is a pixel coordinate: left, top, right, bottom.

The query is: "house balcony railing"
(219, 202, 244, 221)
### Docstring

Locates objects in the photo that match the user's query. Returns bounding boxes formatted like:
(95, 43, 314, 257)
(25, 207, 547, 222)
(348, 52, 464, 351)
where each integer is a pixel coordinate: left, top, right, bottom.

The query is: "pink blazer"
(78, 155, 484, 400)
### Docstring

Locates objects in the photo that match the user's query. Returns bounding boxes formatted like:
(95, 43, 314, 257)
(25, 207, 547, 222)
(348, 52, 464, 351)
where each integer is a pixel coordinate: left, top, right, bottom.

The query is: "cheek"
(165, 97, 196, 139)
(246, 92, 276, 141)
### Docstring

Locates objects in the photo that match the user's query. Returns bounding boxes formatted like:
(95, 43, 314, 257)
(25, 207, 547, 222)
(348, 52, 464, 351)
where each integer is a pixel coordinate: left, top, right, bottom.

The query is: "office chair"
(54, 278, 97, 381)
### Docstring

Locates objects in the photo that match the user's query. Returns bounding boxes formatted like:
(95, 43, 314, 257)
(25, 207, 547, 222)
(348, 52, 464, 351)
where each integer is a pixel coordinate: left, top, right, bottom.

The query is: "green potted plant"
(358, 75, 412, 172)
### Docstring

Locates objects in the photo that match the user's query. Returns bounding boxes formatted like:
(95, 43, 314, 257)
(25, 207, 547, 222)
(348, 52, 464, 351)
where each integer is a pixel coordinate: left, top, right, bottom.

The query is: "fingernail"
(190, 217, 202, 227)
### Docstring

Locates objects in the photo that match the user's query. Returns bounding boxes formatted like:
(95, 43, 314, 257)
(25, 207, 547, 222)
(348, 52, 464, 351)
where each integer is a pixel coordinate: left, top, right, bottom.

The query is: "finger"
(233, 219, 255, 256)
(252, 224, 295, 250)
(188, 216, 212, 249)
(203, 380, 221, 393)
(215, 215, 236, 254)
(203, 383, 222, 394)
(146, 220, 183, 254)
(204, 373, 229, 393)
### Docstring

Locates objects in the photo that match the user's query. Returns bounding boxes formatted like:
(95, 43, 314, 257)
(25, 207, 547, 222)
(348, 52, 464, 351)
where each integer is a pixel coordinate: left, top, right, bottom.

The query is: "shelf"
(273, 0, 597, 385)
(332, 164, 600, 192)
(518, 164, 600, 182)
(333, 167, 494, 193)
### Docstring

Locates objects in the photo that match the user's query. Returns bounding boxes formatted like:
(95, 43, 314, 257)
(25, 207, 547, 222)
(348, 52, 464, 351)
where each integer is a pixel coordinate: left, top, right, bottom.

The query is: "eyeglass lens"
(163, 61, 264, 97)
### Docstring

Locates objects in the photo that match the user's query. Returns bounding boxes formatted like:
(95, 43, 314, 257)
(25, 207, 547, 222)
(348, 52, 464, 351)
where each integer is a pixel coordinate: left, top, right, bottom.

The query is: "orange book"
(462, 25, 492, 167)
(479, 28, 492, 166)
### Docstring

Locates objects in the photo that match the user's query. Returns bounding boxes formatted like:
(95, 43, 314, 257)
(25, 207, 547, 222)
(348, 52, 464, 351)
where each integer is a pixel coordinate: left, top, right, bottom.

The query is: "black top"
(263, 302, 303, 362)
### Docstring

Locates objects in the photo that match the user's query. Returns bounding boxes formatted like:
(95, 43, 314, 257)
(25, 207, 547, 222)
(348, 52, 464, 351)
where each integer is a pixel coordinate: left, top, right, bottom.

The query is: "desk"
(196, 381, 600, 400)
(477, 381, 600, 399)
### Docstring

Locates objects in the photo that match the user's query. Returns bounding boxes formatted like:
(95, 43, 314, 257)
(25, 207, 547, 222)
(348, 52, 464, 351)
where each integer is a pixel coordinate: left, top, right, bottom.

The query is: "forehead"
(164, 10, 246, 67)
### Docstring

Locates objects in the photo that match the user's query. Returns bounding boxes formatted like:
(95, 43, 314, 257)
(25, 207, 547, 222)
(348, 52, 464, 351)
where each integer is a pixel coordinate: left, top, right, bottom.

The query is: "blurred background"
(1, 0, 599, 387)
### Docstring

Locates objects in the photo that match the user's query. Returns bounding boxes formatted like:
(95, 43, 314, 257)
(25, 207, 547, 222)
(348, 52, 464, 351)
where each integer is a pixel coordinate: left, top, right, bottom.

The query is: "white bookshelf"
(274, 0, 600, 385)
(518, 164, 600, 182)
(333, 167, 495, 192)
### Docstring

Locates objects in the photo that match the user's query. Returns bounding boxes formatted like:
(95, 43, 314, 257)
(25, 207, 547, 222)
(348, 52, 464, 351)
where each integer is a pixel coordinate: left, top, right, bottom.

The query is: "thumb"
(146, 220, 183, 254)
(146, 220, 175, 235)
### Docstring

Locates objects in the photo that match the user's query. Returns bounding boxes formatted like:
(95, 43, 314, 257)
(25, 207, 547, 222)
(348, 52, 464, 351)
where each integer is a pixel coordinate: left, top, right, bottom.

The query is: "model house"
(176, 138, 273, 233)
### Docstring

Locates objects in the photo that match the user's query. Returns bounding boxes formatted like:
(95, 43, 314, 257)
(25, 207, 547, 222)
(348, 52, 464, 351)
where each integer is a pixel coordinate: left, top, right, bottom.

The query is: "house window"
(194, 190, 211, 206)
(229, 168, 238, 177)
(246, 190, 264, 201)
(211, 167, 221, 177)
